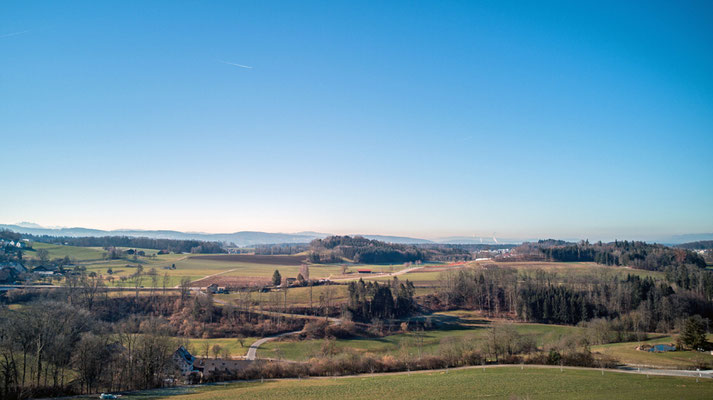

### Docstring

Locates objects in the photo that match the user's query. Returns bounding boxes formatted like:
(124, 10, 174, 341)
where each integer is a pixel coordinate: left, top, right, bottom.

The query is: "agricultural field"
(123, 366, 713, 400)
(215, 285, 350, 308)
(25, 242, 665, 292)
(347, 260, 664, 286)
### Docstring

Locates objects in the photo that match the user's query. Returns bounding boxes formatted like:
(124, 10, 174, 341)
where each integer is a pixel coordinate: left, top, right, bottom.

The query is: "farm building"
(357, 269, 372, 274)
(33, 265, 59, 274)
(197, 358, 255, 378)
(206, 284, 227, 294)
(173, 346, 199, 377)
(173, 345, 258, 381)
(0, 263, 26, 283)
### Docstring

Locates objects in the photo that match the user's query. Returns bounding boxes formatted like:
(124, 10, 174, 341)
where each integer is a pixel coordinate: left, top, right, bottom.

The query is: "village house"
(196, 358, 255, 378)
(172, 346, 199, 378)
(0, 263, 26, 283)
(172, 346, 256, 382)
(33, 265, 60, 275)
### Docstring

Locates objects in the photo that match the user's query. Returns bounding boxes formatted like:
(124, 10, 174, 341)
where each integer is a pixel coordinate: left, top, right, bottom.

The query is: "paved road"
(246, 330, 301, 360)
(617, 365, 713, 379)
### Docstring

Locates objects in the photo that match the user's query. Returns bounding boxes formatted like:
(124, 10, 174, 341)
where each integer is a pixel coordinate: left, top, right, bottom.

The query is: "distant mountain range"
(0, 224, 324, 246)
(2, 223, 709, 247)
(0, 224, 441, 246)
(1, 223, 521, 246)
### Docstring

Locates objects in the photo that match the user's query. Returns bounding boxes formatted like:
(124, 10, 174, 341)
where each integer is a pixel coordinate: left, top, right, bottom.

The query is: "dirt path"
(329, 266, 424, 281)
(172, 268, 239, 288)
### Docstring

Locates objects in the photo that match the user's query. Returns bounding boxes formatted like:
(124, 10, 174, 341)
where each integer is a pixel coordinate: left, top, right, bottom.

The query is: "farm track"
(184, 268, 239, 287)
(329, 266, 424, 281)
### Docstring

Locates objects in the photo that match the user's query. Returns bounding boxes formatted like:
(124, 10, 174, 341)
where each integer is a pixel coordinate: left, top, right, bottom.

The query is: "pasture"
(24, 242, 107, 261)
(592, 335, 713, 369)
(258, 318, 580, 361)
(123, 366, 713, 400)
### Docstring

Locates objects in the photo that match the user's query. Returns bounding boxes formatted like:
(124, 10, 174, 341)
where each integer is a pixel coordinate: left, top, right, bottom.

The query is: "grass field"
(592, 335, 713, 369)
(24, 242, 108, 261)
(258, 318, 580, 361)
(123, 366, 713, 400)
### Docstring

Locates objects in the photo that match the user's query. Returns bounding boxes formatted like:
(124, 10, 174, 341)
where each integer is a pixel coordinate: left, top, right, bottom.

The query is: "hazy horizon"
(2, 1, 711, 240)
(2, 220, 711, 244)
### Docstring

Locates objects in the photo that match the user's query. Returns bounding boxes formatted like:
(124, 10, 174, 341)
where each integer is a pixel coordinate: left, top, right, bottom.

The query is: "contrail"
(0, 30, 30, 39)
(220, 60, 253, 69)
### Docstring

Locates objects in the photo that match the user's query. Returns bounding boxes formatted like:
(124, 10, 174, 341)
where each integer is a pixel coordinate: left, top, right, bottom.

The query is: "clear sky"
(1, 1, 712, 240)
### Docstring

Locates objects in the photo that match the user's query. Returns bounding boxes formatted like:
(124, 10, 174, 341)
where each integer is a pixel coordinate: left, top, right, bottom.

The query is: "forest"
(308, 236, 471, 264)
(677, 240, 713, 250)
(514, 240, 707, 271)
(433, 264, 713, 333)
(0, 283, 306, 399)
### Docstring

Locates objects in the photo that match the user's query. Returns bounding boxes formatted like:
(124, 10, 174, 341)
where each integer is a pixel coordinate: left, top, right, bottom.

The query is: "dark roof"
(174, 345, 195, 363)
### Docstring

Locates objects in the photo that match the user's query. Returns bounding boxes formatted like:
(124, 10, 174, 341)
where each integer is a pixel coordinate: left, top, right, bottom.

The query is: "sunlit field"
(123, 366, 713, 400)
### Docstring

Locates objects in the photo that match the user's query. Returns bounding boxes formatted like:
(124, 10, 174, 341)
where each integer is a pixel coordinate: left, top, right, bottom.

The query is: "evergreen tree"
(681, 315, 708, 350)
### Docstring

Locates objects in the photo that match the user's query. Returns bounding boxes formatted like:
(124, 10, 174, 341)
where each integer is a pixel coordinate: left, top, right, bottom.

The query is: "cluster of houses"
(0, 262, 27, 283)
(172, 345, 256, 382)
(0, 239, 27, 249)
(0, 239, 29, 283)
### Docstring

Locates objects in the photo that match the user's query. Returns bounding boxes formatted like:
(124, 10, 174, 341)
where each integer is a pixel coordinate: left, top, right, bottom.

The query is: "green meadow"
(124, 366, 713, 400)
(258, 320, 580, 361)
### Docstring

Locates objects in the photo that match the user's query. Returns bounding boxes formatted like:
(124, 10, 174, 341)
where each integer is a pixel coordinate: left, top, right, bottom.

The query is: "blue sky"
(1, 1, 711, 240)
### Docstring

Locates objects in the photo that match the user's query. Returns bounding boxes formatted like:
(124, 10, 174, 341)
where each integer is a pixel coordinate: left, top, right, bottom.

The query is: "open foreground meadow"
(122, 366, 713, 400)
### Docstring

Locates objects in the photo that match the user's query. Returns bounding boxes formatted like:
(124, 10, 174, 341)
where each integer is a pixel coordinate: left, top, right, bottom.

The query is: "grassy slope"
(24, 242, 107, 261)
(593, 335, 713, 368)
(259, 321, 579, 361)
(126, 367, 713, 400)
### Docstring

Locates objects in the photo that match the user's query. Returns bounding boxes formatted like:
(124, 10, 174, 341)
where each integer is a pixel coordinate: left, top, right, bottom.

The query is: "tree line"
(18, 233, 224, 254)
(434, 266, 713, 334)
(308, 236, 471, 264)
(531, 240, 706, 271)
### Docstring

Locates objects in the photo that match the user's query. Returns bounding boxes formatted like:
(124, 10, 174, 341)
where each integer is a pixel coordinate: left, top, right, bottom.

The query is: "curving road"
(246, 330, 301, 360)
